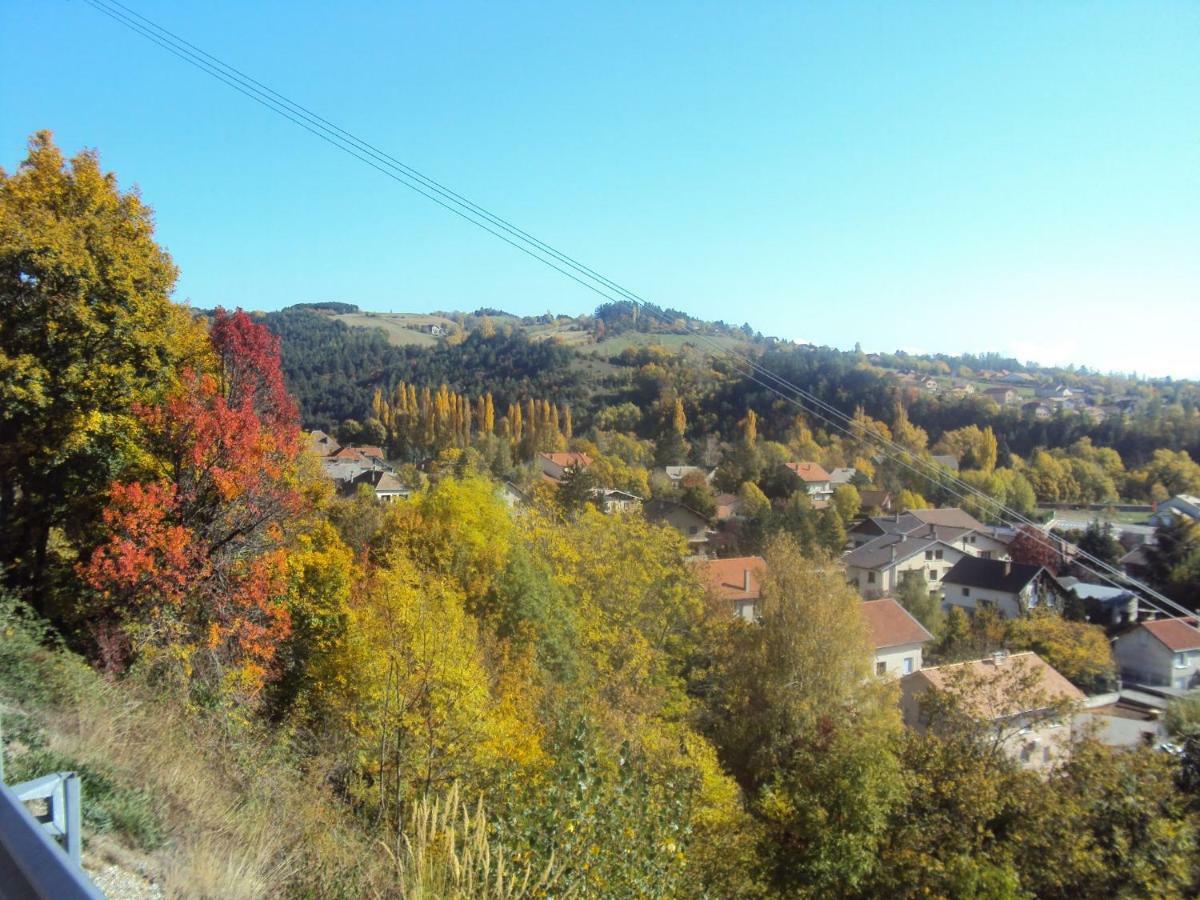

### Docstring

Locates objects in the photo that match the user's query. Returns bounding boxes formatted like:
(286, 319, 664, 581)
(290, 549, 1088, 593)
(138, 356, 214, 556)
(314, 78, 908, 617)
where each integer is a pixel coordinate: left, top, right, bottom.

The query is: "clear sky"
(4, 1, 1198, 376)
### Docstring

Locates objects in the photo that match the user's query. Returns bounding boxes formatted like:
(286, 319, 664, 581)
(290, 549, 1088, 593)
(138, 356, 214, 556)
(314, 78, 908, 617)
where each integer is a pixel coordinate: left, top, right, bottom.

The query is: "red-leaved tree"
(82, 309, 305, 702)
(1007, 524, 1062, 574)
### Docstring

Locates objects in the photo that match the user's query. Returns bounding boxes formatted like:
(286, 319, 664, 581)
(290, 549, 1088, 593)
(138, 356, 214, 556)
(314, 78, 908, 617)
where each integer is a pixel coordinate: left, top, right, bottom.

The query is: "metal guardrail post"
(12, 772, 84, 866)
(0, 779, 102, 899)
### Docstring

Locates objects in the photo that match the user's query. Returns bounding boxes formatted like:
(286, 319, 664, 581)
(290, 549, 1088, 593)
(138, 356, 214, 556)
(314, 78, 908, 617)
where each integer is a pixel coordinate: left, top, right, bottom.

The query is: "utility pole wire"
(80, 0, 1196, 625)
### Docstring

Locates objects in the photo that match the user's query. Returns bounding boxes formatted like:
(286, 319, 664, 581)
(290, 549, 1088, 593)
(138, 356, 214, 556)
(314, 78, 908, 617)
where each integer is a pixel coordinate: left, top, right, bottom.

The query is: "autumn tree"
(1008, 524, 1062, 573)
(81, 310, 305, 703)
(705, 537, 903, 894)
(0, 132, 208, 607)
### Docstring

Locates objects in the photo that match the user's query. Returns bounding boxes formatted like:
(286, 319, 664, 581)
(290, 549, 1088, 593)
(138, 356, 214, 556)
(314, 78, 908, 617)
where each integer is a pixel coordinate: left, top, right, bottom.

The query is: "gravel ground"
(85, 860, 164, 900)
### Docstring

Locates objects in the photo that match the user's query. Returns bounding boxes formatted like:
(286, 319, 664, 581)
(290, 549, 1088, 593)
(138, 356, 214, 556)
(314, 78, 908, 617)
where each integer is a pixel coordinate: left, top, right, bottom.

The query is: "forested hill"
(266, 302, 1200, 472)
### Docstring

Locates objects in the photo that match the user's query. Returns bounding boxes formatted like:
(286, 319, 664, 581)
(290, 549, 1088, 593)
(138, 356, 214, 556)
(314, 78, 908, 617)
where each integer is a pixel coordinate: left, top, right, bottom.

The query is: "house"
(900, 652, 1085, 771)
(499, 481, 528, 509)
(862, 598, 932, 678)
(849, 509, 1010, 559)
(538, 452, 594, 482)
(828, 467, 857, 486)
(592, 488, 642, 514)
(1113, 617, 1200, 691)
(1022, 401, 1052, 420)
(983, 387, 1018, 406)
(1055, 576, 1139, 627)
(661, 465, 713, 485)
(422, 323, 444, 336)
(843, 529, 971, 598)
(858, 489, 894, 514)
(1037, 384, 1074, 400)
(1149, 494, 1200, 527)
(1120, 539, 1154, 577)
(940, 557, 1059, 618)
(309, 429, 341, 456)
(644, 499, 711, 551)
(699, 556, 766, 621)
(356, 445, 386, 461)
(349, 469, 413, 502)
(713, 493, 742, 523)
(920, 377, 939, 392)
(783, 462, 833, 501)
(931, 454, 960, 472)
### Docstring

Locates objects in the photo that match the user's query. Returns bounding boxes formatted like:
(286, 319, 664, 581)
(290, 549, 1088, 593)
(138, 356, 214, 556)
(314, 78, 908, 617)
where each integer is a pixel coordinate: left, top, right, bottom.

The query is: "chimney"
(890, 545, 896, 563)
(743, 569, 752, 592)
(992, 649, 1008, 666)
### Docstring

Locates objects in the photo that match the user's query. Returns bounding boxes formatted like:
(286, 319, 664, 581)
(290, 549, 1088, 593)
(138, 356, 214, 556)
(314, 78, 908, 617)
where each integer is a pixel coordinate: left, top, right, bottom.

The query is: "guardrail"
(0, 774, 102, 899)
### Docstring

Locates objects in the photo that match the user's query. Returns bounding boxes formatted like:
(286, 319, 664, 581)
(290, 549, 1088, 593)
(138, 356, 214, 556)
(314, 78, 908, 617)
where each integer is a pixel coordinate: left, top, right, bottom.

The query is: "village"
(313, 428, 1200, 773)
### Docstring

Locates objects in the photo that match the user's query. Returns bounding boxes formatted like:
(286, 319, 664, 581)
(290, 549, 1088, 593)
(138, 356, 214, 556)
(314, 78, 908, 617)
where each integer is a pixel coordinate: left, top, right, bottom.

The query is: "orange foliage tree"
(82, 309, 305, 703)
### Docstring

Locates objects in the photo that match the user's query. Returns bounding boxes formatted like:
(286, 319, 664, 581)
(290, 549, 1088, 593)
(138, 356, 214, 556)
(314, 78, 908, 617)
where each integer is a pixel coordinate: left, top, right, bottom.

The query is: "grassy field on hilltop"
(330, 311, 453, 346)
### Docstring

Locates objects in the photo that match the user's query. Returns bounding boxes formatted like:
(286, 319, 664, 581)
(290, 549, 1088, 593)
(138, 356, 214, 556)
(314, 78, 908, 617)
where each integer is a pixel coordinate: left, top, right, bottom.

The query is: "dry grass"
(0, 602, 381, 898)
(383, 784, 558, 899)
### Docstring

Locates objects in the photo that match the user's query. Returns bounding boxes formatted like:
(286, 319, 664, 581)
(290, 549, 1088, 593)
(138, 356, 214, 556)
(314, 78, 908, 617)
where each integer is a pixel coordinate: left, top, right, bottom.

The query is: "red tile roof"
(1142, 617, 1200, 652)
(861, 598, 933, 649)
(699, 556, 767, 602)
(331, 447, 366, 461)
(357, 446, 385, 459)
(784, 462, 831, 483)
(539, 452, 593, 469)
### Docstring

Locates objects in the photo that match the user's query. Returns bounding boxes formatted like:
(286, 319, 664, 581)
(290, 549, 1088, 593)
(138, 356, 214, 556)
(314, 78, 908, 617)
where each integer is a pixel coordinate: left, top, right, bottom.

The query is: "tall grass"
(383, 784, 558, 899)
(0, 594, 379, 897)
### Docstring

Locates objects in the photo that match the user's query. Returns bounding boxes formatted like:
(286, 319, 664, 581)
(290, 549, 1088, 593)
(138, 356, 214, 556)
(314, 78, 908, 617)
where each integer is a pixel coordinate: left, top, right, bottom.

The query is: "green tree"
(896, 570, 943, 635)
(706, 537, 903, 895)
(0, 132, 207, 607)
(831, 482, 862, 522)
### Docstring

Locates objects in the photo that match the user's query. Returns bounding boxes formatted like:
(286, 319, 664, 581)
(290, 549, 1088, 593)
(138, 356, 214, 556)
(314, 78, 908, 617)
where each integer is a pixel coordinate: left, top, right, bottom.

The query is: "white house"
(783, 462, 834, 501)
(940, 557, 1058, 619)
(1113, 617, 1200, 691)
(900, 651, 1085, 771)
(661, 465, 713, 485)
(861, 598, 932, 678)
(699, 555, 766, 622)
(843, 530, 970, 598)
(592, 488, 642, 514)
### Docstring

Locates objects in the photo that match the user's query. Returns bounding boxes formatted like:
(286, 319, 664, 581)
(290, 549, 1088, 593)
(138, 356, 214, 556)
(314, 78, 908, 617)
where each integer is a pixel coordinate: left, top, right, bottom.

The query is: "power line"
(80, 0, 1193, 623)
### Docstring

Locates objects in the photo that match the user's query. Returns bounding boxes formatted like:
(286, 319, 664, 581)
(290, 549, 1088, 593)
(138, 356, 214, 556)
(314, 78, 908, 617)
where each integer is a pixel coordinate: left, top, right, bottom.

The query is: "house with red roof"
(861, 598, 932, 678)
(698, 555, 766, 622)
(782, 461, 833, 502)
(1113, 616, 1200, 691)
(538, 451, 593, 483)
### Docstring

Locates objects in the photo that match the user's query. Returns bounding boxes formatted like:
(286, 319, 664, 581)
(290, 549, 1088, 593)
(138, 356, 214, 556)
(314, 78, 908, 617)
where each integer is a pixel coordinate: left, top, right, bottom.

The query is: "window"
(1176, 677, 1189, 690)
(876, 661, 887, 676)
(928, 569, 938, 581)
(903, 657, 915, 674)
(961, 587, 971, 597)
(935, 549, 944, 560)
(980, 551, 991, 560)
(867, 571, 876, 584)
(924, 550, 933, 560)
(688, 525, 699, 535)
(1175, 652, 1188, 668)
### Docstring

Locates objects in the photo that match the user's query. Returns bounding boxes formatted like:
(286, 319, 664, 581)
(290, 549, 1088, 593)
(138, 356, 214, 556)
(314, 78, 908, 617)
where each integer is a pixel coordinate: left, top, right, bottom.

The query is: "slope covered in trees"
(4, 133, 1200, 897)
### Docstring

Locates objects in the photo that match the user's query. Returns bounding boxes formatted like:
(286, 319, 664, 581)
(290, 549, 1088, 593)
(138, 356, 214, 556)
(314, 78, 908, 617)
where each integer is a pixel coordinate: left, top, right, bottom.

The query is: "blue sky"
(4, 1, 1198, 376)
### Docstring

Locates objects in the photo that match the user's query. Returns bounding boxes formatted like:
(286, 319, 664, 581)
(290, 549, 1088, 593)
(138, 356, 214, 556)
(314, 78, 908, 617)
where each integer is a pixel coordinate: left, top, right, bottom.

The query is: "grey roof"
(931, 454, 960, 472)
(942, 557, 1043, 593)
(843, 532, 962, 570)
(828, 467, 857, 485)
